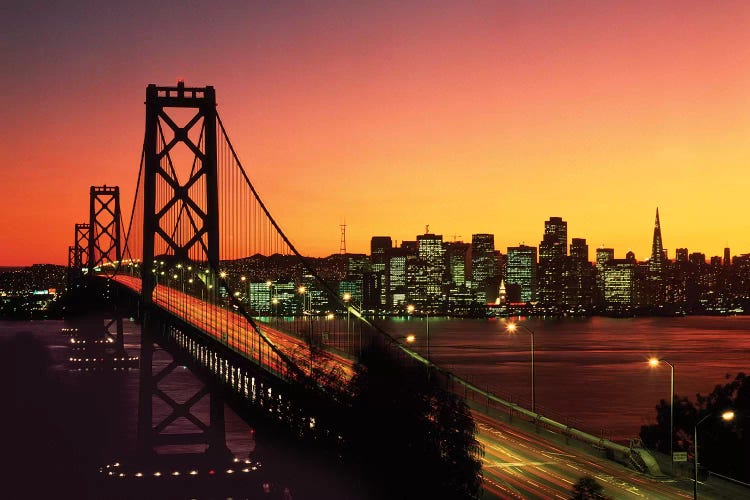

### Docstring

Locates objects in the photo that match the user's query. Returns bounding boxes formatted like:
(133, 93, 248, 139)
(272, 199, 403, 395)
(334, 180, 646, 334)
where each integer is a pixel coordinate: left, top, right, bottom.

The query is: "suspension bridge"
(64, 82, 702, 499)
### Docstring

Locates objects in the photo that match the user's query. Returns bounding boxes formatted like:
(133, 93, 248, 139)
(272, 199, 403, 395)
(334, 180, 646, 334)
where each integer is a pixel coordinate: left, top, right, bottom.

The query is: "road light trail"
(473, 411, 692, 499)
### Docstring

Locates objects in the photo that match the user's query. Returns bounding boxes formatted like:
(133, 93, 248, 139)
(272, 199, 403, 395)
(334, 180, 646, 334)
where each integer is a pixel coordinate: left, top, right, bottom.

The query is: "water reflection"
(1, 318, 361, 499)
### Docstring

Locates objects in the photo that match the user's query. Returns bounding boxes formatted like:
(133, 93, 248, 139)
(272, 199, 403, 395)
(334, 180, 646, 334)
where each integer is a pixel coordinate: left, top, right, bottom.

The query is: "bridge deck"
(111, 275, 356, 386)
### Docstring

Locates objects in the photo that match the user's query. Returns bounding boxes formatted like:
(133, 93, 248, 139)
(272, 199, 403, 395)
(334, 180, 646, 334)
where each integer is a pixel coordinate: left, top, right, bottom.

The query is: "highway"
(475, 411, 691, 499)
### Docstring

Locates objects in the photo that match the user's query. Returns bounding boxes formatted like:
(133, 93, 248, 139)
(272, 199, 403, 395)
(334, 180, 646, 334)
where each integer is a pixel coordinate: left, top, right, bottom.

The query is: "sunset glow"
(2, 1, 749, 265)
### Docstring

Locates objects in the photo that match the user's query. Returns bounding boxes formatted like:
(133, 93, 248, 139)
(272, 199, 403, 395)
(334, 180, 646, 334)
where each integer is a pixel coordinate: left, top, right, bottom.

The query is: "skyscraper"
(538, 217, 567, 309)
(444, 241, 469, 287)
(724, 247, 731, 267)
(595, 247, 614, 304)
(544, 217, 568, 256)
(369, 236, 392, 306)
(567, 238, 593, 310)
(416, 232, 445, 308)
(507, 245, 537, 303)
(370, 236, 392, 273)
(471, 233, 496, 302)
(649, 208, 665, 275)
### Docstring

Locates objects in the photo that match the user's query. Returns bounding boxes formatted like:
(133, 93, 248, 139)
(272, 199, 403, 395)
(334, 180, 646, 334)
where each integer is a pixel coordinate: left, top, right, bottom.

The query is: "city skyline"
(3, 1, 750, 265)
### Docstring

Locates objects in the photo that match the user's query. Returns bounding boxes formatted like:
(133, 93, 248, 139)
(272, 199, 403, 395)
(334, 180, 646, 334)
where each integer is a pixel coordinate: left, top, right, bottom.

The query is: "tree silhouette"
(640, 372, 748, 481)
(569, 475, 610, 499)
(345, 343, 484, 499)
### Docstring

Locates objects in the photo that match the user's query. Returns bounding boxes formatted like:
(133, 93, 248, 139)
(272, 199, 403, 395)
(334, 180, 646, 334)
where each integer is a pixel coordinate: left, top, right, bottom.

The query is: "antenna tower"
(340, 223, 347, 254)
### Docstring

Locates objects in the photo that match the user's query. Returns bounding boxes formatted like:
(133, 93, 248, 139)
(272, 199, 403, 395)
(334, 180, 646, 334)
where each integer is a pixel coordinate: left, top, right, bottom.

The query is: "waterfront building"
(248, 281, 272, 313)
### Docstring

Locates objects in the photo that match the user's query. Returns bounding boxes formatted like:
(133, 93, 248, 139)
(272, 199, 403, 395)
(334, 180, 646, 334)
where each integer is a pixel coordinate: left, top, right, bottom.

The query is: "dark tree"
(569, 475, 610, 499)
(640, 372, 748, 482)
(344, 343, 484, 499)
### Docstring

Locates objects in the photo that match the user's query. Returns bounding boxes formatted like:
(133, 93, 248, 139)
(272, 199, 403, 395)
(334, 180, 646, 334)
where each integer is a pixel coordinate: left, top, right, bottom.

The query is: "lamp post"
(298, 285, 311, 337)
(266, 280, 273, 315)
(649, 357, 675, 472)
(506, 322, 535, 413)
(406, 304, 429, 362)
(176, 264, 185, 293)
(343, 292, 352, 349)
(694, 410, 735, 499)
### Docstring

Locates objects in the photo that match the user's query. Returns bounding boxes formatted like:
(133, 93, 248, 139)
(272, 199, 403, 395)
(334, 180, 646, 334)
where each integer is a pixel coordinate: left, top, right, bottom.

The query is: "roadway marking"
(484, 461, 558, 468)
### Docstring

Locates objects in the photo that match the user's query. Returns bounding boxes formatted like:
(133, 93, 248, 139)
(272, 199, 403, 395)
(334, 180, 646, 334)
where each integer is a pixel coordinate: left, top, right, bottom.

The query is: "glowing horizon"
(2, 1, 749, 266)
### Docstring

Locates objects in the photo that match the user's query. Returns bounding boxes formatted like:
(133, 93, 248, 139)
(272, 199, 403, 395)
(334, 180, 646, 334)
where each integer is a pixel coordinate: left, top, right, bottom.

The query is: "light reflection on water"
(375, 315, 750, 441)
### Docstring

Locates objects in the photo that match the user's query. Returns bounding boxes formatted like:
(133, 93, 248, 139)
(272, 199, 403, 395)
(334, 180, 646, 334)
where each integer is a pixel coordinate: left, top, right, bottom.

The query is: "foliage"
(640, 372, 748, 481)
(569, 475, 611, 499)
(344, 343, 484, 499)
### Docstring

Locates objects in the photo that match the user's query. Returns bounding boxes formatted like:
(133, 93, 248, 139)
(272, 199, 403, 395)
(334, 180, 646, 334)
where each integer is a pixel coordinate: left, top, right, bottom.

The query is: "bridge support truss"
(138, 81, 228, 461)
(137, 315, 231, 461)
(142, 81, 219, 305)
(88, 185, 122, 274)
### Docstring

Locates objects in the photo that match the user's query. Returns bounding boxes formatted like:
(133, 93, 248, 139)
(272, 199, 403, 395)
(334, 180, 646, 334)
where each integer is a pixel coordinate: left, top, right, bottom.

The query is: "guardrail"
(384, 338, 663, 477)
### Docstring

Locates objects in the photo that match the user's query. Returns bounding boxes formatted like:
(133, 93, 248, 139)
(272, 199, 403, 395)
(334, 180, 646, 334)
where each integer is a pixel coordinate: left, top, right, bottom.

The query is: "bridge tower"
(88, 185, 122, 275)
(139, 82, 229, 462)
(74, 222, 91, 273)
(66, 244, 76, 288)
(142, 81, 219, 305)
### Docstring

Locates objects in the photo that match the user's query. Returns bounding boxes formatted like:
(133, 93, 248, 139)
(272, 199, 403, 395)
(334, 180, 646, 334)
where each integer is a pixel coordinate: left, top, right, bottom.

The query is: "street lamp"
(649, 357, 675, 472)
(407, 304, 430, 363)
(694, 410, 735, 499)
(266, 280, 273, 315)
(343, 292, 352, 347)
(506, 322, 535, 413)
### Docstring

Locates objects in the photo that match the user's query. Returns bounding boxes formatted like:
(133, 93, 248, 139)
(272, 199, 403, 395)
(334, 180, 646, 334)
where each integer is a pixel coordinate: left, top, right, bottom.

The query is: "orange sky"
(2, 1, 749, 266)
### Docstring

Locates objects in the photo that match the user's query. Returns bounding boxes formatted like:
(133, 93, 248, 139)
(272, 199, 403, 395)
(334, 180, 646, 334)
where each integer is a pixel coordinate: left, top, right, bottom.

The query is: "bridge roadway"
(113, 275, 356, 385)
(111, 275, 695, 499)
